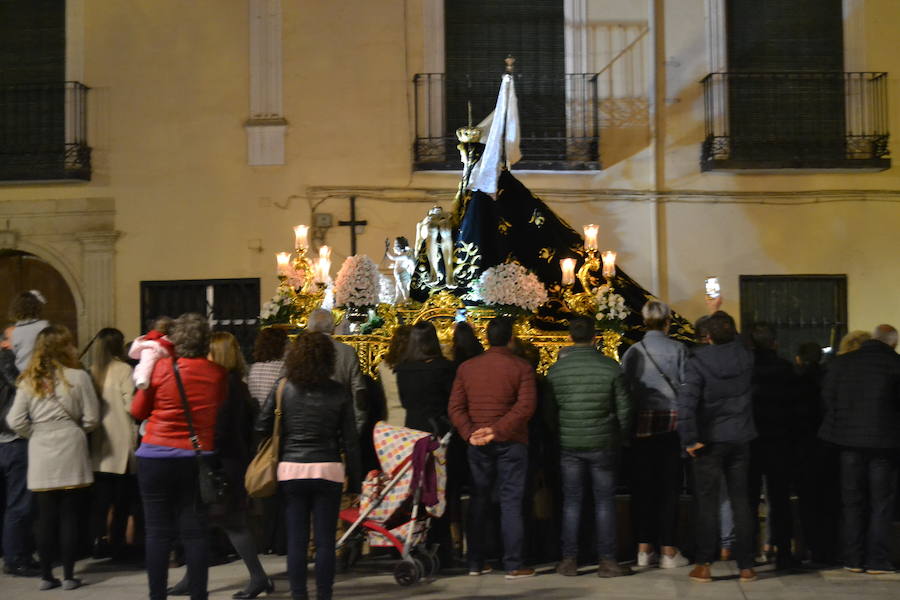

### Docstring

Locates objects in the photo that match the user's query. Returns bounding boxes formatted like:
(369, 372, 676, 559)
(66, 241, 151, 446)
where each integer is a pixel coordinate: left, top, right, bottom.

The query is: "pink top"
(277, 461, 344, 484)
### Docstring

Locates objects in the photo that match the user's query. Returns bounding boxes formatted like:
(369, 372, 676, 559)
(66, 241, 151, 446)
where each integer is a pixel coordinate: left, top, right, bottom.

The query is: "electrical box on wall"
(314, 213, 333, 228)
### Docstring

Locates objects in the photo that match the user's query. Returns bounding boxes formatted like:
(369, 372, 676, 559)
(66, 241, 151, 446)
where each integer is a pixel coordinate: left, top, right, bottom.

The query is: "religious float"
(261, 59, 694, 377)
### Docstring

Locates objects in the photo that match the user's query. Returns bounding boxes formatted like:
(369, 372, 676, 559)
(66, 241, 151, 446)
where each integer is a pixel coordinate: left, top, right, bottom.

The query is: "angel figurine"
(384, 236, 415, 303)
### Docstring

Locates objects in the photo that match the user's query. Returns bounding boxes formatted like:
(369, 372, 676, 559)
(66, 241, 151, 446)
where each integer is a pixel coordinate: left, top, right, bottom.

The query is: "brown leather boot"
(689, 563, 712, 583)
(739, 568, 758, 582)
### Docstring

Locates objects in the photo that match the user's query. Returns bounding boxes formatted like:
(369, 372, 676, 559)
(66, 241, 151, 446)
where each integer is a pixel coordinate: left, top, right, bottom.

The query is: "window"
(739, 275, 847, 357)
(0, 0, 91, 181)
(140, 279, 261, 361)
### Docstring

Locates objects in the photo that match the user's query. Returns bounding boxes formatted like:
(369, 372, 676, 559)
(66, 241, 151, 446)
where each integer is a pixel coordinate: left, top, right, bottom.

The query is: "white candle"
(316, 246, 332, 283)
(560, 258, 576, 286)
(583, 224, 599, 252)
(276, 252, 291, 277)
(601, 250, 617, 279)
(293, 224, 309, 250)
(319, 245, 331, 260)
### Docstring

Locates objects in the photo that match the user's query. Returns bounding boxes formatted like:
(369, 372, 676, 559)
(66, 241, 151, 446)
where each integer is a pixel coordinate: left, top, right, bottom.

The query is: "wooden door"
(0, 250, 78, 341)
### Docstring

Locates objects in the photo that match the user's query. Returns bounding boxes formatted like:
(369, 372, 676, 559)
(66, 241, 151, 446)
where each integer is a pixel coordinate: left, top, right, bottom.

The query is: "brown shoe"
(597, 559, 633, 578)
(689, 564, 712, 583)
(504, 568, 535, 580)
(720, 548, 732, 561)
(739, 568, 758, 582)
(557, 557, 578, 577)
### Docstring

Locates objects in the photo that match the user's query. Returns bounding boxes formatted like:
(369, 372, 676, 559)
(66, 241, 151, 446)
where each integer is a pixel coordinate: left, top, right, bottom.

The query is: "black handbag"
(171, 358, 230, 505)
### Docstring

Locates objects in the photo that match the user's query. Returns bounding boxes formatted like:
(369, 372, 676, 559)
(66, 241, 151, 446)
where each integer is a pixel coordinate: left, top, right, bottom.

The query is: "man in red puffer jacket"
(448, 317, 536, 581)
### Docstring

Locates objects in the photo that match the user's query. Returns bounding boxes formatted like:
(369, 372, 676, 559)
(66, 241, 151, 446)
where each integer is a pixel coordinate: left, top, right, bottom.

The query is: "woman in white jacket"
(88, 328, 137, 560)
(6, 324, 99, 591)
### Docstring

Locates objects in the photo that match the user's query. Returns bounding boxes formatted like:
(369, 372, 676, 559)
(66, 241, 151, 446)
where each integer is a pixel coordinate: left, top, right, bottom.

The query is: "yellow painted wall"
(0, 0, 897, 341)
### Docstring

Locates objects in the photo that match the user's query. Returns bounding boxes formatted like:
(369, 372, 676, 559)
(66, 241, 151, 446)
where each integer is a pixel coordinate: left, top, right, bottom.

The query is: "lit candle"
(601, 250, 617, 279)
(317, 246, 332, 283)
(276, 252, 291, 277)
(583, 224, 599, 252)
(560, 258, 576, 286)
(293, 224, 309, 250)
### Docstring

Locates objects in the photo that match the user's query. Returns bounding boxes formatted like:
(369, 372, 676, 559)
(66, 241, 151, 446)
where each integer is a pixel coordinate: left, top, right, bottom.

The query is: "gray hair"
(872, 324, 898, 348)
(170, 313, 210, 358)
(306, 308, 335, 334)
(641, 300, 671, 330)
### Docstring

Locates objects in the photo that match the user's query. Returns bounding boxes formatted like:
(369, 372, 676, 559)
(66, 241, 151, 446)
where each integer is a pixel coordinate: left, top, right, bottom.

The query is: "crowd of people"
(1, 291, 899, 600)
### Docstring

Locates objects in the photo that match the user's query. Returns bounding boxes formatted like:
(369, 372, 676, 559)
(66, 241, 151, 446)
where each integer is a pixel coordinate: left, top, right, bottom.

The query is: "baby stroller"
(337, 421, 450, 586)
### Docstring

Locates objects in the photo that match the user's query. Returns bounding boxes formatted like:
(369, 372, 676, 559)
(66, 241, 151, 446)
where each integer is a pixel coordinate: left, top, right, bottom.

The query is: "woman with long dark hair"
(256, 332, 360, 600)
(6, 325, 99, 590)
(376, 324, 412, 426)
(88, 327, 137, 561)
(396, 322, 456, 435)
(131, 313, 227, 600)
(451, 321, 483, 367)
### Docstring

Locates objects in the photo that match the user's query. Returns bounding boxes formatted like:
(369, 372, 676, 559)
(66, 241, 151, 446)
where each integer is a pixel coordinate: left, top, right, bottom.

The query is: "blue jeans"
(0, 439, 32, 568)
(839, 448, 899, 570)
(466, 442, 528, 571)
(137, 457, 209, 600)
(692, 442, 755, 569)
(560, 448, 619, 559)
(281, 479, 342, 600)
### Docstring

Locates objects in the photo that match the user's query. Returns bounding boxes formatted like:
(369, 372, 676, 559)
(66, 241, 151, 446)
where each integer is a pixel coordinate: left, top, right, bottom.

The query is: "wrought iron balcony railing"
(414, 73, 601, 170)
(701, 72, 890, 170)
(0, 82, 91, 181)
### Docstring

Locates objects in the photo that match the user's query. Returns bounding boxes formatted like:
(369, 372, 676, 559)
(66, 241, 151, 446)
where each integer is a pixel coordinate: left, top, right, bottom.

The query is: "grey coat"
(11, 319, 50, 372)
(620, 330, 687, 413)
(330, 337, 368, 432)
(6, 368, 100, 491)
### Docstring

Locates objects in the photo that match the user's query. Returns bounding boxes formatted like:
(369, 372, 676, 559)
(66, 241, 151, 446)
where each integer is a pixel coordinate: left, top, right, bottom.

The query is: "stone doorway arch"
(0, 250, 79, 341)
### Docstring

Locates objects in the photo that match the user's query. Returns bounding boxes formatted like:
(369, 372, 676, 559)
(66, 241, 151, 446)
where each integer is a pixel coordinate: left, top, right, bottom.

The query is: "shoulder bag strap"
(171, 358, 204, 456)
(639, 341, 679, 396)
(272, 378, 286, 454)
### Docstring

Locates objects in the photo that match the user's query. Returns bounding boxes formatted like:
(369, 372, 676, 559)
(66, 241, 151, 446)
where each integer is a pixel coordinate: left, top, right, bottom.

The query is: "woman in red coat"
(131, 313, 227, 600)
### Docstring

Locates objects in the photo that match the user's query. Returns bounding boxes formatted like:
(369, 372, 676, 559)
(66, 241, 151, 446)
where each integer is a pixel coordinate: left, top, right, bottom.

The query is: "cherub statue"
(384, 236, 414, 303)
(415, 205, 456, 287)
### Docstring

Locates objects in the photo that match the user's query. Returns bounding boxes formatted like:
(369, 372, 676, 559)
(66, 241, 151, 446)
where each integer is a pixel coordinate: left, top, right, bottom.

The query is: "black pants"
(839, 447, 899, 570)
(794, 439, 839, 563)
(36, 488, 85, 581)
(137, 457, 209, 600)
(91, 472, 137, 551)
(632, 432, 683, 548)
(748, 437, 793, 555)
(691, 442, 754, 569)
(0, 439, 33, 568)
(282, 478, 342, 600)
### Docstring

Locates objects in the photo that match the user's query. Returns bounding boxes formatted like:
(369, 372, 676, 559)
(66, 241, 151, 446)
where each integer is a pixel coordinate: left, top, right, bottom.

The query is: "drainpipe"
(648, 0, 665, 298)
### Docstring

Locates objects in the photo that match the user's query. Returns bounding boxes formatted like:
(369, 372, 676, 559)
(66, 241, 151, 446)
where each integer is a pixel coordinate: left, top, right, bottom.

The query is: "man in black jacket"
(747, 323, 797, 569)
(819, 324, 900, 574)
(677, 311, 758, 583)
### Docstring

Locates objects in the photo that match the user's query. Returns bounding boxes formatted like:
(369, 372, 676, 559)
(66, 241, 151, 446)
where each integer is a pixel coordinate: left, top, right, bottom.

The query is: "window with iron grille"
(140, 279, 261, 363)
(701, 0, 890, 170)
(739, 275, 847, 359)
(415, 0, 600, 170)
(0, 0, 91, 181)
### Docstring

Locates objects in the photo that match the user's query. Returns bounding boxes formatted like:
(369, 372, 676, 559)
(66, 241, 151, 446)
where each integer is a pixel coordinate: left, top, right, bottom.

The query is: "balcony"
(0, 82, 91, 182)
(701, 72, 890, 171)
(413, 73, 601, 171)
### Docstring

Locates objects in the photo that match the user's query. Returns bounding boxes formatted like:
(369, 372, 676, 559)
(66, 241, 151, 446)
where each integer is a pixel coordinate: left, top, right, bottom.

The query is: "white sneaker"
(660, 551, 690, 569)
(637, 551, 659, 567)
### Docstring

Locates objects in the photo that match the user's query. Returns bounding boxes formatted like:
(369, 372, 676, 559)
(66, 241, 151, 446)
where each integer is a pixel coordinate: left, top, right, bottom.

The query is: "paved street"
(3, 555, 900, 599)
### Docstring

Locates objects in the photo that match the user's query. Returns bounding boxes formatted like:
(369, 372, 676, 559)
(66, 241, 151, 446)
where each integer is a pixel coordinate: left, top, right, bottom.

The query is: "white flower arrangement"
(476, 262, 549, 312)
(594, 284, 629, 324)
(333, 255, 380, 307)
(259, 286, 295, 325)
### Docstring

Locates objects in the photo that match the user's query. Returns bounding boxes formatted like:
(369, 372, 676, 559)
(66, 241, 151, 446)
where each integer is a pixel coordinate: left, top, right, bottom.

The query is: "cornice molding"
(305, 186, 900, 205)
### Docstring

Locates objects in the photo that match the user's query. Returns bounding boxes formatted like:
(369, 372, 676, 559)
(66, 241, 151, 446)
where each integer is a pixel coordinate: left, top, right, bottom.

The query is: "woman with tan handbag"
(256, 332, 361, 600)
(6, 324, 100, 591)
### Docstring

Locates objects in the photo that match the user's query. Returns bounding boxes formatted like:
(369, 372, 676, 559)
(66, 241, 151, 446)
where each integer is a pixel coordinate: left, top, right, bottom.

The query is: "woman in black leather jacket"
(256, 332, 360, 600)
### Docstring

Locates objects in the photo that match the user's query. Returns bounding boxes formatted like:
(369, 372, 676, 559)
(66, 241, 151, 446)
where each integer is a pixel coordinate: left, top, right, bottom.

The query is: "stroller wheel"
(430, 553, 441, 576)
(413, 556, 425, 580)
(394, 560, 419, 586)
(416, 552, 437, 577)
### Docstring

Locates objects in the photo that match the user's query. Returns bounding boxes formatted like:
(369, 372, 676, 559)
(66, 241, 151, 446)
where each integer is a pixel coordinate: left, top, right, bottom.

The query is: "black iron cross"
(337, 196, 368, 255)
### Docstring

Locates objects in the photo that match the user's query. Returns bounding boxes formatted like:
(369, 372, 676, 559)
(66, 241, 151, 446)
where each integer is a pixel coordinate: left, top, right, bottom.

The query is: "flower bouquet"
(475, 262, 549, 316)
(593, 283, 629, 331)
(259, 287, 296, 326)
(334, 255, 380, 308)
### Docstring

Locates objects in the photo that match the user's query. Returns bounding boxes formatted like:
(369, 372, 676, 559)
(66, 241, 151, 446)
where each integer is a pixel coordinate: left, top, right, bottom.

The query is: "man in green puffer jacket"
(546, 315, 634, 578)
